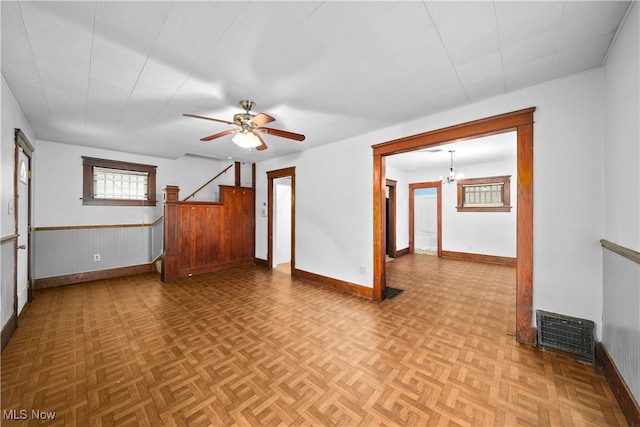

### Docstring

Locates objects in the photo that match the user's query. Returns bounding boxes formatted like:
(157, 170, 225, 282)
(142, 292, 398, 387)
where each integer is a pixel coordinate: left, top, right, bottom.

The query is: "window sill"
(456, 206, 512, 212)
(82, 198, 157, 207)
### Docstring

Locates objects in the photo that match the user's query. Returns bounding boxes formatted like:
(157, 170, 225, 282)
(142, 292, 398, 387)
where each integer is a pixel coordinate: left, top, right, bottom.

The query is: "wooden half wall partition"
(162, 184, 255, 282)
(372, 107, 536, 345)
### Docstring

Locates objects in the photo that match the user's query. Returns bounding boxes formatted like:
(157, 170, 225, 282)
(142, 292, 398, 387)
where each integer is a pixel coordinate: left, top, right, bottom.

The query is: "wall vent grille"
(536, 310, 595, 363)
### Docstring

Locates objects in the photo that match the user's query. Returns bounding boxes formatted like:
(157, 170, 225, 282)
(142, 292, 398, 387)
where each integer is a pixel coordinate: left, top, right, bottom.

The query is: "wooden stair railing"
(183, 163, 234, 201)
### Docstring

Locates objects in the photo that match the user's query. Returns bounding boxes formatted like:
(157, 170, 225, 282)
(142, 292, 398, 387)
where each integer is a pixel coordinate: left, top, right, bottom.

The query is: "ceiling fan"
(183, 100, 305, 151)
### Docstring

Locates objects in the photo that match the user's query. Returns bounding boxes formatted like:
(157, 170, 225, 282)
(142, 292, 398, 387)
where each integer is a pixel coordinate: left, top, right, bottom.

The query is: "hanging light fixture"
(440, 150, 459, 184)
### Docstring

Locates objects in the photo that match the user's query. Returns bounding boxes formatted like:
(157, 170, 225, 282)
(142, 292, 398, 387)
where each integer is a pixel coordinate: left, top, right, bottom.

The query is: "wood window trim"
(82, 156, 157, 206)
(457, 175, 511, 212)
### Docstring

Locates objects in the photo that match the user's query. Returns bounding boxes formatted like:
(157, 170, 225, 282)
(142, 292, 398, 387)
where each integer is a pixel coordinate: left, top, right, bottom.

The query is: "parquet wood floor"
(1, 254, 627, 426)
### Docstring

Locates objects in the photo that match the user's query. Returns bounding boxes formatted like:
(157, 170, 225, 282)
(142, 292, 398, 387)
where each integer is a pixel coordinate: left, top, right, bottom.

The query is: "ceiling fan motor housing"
(234, 113, 255, 125)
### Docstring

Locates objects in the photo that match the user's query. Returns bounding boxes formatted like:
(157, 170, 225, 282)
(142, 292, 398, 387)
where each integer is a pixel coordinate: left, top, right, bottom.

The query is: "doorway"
(15, 130, 34, 316)
(372, 108, 535, 345)
(385, 179, 396, 259)
(409, 181, 442, 257)
(267, 167, 295, 275)
(273, 177, 292, 274)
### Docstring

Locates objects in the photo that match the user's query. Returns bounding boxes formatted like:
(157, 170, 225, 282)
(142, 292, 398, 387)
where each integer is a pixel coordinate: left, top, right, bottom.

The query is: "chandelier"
(440, 150, 459, 184)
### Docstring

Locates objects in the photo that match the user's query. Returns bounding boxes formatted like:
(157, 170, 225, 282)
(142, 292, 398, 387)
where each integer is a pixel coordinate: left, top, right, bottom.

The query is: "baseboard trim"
(253, 257, 269, 268)
(395, 247, 410, 257)
(596, 342, 640, 426)
(442, 250, 517, 267)
(293, 268, 373, 299)
(1, 313, 17, 352)
(34, 262, 158, 290)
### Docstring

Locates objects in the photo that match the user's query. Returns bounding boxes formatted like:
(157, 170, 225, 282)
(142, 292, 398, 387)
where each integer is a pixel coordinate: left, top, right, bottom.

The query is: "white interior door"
(273, 178, 292, 267)
(414, 191, 438, 253)
(16, 148, 29, 311)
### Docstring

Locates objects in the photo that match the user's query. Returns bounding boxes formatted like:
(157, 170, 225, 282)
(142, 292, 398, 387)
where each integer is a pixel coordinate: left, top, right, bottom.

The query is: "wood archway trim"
(372, 107, 536, 345)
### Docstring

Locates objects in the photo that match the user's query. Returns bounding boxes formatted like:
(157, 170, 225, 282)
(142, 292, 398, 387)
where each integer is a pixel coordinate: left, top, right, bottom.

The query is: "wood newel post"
(162, 185, 180, 282)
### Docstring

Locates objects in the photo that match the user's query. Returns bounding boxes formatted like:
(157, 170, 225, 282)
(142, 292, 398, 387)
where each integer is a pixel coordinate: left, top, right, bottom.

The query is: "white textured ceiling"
(1, 1, 631, 162)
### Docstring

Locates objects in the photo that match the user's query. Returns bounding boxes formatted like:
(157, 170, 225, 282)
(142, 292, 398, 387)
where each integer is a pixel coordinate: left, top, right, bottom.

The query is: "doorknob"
(18, 245, 26, 250)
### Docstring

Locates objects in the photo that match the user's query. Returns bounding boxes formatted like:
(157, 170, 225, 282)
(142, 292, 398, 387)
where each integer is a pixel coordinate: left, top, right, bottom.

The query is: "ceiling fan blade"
(200, 129, 236, 141)
(250, 113, 275, 127)
(255, 133, 268, 151)
(260, 127, 305, 141)
(183, 113, 235, 126)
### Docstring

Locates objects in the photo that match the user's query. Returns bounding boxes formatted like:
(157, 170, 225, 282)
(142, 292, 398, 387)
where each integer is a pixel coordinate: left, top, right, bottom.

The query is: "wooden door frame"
(409, 181, 442, 257)
(385, 179, 397, 258)
(372, 107, 536, 345)
(267, 167, 295, 272)
(15, 130, 34, 303)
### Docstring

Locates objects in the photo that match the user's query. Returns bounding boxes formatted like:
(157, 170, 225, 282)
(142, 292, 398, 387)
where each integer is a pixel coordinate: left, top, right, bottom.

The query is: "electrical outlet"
(359, 266, 366, 275)
(93, 254, 100, 262)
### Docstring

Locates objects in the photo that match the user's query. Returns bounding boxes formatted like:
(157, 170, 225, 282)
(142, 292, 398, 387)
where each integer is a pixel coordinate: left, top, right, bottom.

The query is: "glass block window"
(93, 167, 148, 200)
(457, 176, 511, 212)
(82, 157, 157, 206)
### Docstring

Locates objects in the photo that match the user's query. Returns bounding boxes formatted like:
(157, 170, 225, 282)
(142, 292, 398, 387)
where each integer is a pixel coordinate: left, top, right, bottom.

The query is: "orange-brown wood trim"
(294, 268, 373, 299)
(373, 107, 535, 344)
(162, 185, 180, 282)
(596, 342, 640, 426)
(373, 154, 386, 301)
(372, 108, 536, 156)
(267, 167, 296, 272)
(235, 161, 241, 186)
(408, 181, 442, 257)
(516, 120, 535, 345)
(441, 250, 517, 267)
(456, 175, 511, 212)
(34, 262, 158, 290)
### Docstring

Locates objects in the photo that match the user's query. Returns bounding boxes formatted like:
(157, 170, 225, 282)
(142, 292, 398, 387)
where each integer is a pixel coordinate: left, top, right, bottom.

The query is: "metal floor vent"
(536, 310, 595, 363)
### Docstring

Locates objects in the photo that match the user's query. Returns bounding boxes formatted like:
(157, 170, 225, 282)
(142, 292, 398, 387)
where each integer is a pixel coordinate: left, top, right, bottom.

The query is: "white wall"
(256, 140, 373, 287)
(603, 4, 640, 252)
(33, 140, 238, 227)
(1, 77, 37, 325)
(256, 68, 607, 337)
(601, 2, 639, 405)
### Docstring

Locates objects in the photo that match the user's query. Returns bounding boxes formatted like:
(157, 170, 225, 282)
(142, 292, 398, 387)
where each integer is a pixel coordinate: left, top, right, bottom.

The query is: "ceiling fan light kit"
(232, 130, 262, 149)
(184, 100, 305, 152)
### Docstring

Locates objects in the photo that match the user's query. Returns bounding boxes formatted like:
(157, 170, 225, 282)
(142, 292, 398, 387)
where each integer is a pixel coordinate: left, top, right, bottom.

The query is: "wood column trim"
(516, 121, 535, 345)
(161, 186, 180, 282)
(373, 154, 386, 301)
(235, 161, 241, 186)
